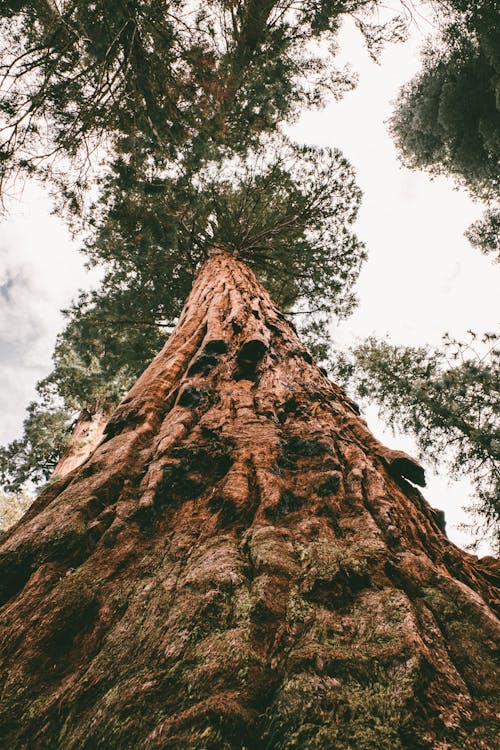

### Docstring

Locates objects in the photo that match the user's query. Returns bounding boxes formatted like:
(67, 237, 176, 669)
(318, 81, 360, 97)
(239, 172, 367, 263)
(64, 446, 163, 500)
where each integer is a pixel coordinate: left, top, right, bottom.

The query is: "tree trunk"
(53, 409, 109, 479)
(0, 248, 498, 750)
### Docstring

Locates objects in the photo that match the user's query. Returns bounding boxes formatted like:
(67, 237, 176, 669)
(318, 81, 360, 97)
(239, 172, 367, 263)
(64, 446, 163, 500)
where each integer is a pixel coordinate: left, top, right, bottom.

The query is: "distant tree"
(348, 332, 500, 550)
(0, 389, 71, 492)
(0, 489, 32, 534)
(465, 208, 500, 262)
(390, 0, 499, 250)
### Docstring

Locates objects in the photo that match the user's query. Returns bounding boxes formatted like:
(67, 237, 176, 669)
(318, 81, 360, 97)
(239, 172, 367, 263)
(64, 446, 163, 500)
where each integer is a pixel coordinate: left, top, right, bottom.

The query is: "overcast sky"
(0, 13, 498, 553)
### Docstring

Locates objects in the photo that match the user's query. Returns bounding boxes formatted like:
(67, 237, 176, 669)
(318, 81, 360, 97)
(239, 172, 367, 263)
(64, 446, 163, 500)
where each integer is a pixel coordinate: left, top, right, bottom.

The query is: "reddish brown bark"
(53, 409, 109, 478)
(0, 249, 498, 749)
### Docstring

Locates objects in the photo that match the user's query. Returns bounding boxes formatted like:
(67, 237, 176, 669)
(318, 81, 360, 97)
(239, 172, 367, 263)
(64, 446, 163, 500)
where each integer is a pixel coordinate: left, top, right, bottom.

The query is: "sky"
(0, 11, 498, 553)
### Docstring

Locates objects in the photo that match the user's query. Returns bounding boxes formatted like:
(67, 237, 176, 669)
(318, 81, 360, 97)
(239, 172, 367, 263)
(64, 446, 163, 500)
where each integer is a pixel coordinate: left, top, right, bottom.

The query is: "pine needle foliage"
(389, 0, 499, 255)
(350, 332, 500, 550)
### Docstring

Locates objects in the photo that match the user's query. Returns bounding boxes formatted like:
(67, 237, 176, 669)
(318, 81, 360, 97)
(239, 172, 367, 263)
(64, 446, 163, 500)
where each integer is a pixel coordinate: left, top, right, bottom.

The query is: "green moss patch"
(265, 671, 412, 750)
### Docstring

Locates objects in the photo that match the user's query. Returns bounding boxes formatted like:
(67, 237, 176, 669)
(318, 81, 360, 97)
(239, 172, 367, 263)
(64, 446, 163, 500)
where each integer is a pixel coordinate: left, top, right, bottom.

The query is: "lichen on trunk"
(0, 248, 498, 749)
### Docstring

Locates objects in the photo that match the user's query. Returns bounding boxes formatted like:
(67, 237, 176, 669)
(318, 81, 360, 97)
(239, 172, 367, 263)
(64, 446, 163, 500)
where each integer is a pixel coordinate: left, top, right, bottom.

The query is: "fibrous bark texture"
(0, 249, 499, 750)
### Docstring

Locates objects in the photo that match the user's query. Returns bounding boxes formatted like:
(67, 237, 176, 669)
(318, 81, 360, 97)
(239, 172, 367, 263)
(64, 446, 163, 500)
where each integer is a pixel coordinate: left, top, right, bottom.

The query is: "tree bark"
(0, 248, 498, 749)
(52, 409, 109, 479)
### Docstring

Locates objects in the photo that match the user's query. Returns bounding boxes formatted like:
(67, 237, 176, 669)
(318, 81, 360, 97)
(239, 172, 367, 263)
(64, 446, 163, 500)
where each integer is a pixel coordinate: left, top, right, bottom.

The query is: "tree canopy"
(0, 136, 366, 490)
(465, 208, 500, 262)
(0, 0, 406, 202)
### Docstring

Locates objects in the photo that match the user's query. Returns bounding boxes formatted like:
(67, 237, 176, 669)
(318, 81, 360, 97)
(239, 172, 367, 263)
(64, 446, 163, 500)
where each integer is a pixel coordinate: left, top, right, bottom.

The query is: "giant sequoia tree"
(1, 249, 499, 748)
(0, 3, 499, 747)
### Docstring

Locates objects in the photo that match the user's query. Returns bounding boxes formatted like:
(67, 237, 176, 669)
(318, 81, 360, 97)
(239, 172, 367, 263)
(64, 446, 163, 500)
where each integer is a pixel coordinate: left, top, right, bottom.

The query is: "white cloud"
(0, 184, 92, 443)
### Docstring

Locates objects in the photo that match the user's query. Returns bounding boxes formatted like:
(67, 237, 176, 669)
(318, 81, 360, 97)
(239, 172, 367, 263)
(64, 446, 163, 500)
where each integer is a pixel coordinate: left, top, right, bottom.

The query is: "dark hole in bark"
(233, 338, 267, 381)
(156, 442, 234, 508)
(277, 396, 310, 424)
(304, 569, 371, 609)
(174, 443, 234, 476)
(104, 403, 140, 438)
(237, 339, 267, 365)
(265, 489, 303, 520)
(275, 437, 329, 472)
(317, 472, 341, 497)
(178, 385, 207, 408)
(188, 352, 220, 376)
(155, 464, 206, 507)
(387, 456, 425, 487)
(203, 339, 228, 354)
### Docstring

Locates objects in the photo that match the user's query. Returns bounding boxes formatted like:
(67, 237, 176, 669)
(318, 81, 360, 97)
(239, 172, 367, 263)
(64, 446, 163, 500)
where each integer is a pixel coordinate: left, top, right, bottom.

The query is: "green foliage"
(84, 138, 365, 316)
(390, 0, 499, 254)
(0, 0, 405, 199)
(350, 332, 500, 550)
(465, 208, 500, 262)
(0, 0, 404, 490)
(1, 138, 365, 491)
(390, 0, 499, 201)
(0, 394, 72, 492)
(46, 311, 157, 412)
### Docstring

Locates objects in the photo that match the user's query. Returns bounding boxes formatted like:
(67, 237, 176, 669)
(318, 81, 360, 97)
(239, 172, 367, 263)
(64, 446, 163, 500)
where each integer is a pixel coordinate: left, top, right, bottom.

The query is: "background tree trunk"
(53, 409, 109, 479)
(0, 248, 498, 749)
